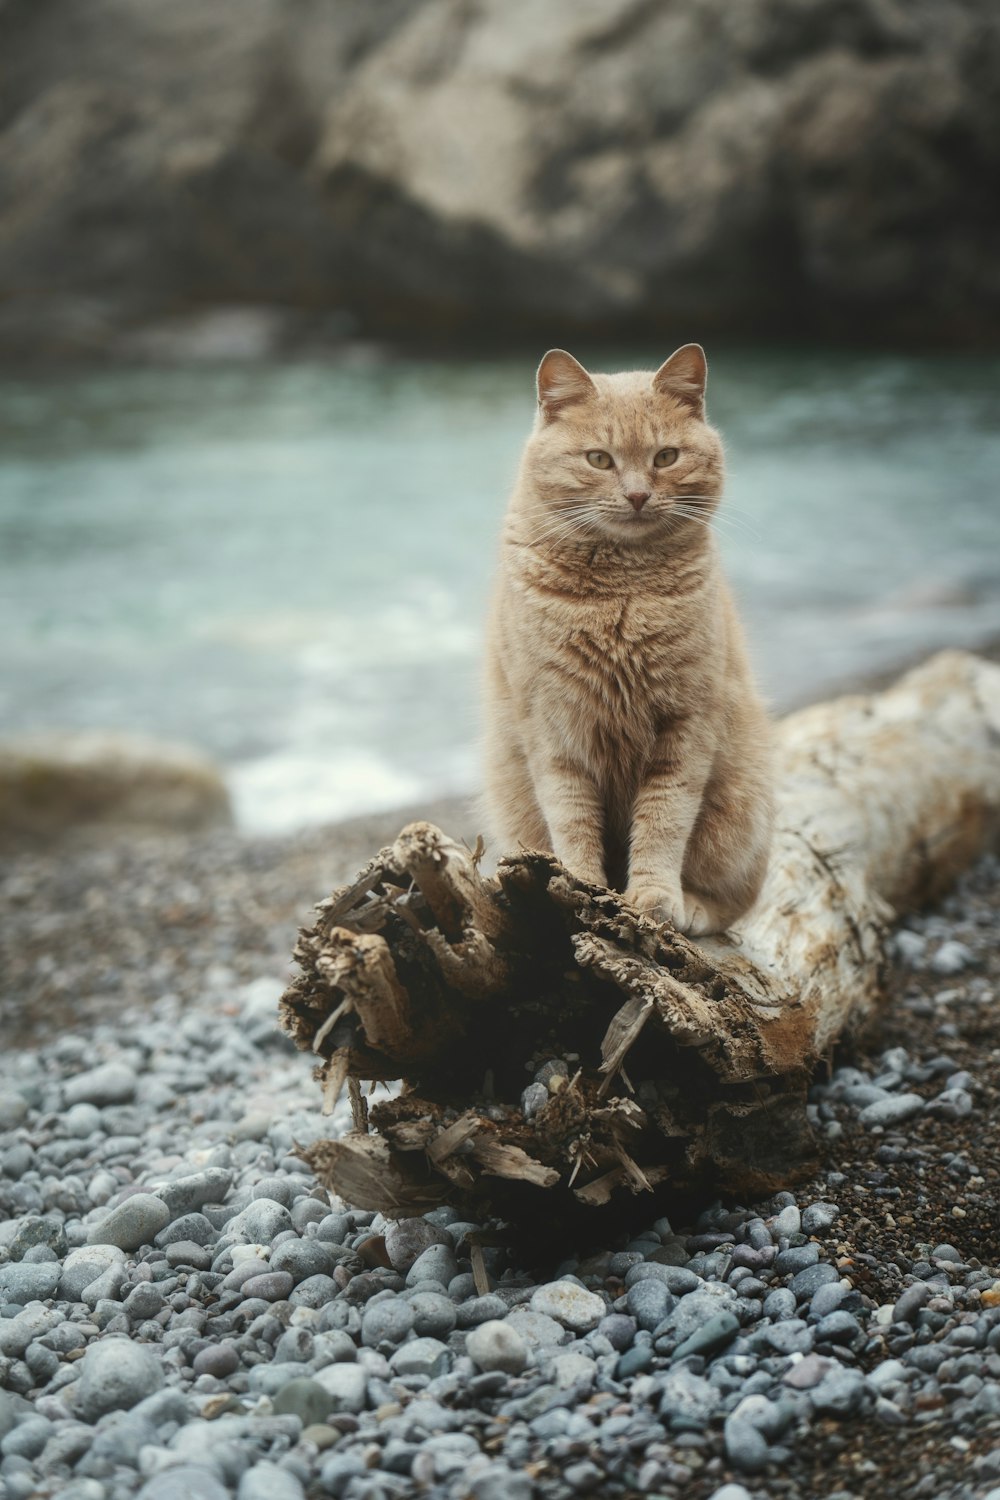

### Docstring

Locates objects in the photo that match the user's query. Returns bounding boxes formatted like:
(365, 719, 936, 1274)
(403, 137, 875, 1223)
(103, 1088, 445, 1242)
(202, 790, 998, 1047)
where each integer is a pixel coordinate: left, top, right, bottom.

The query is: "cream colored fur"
(482, 345, 774, 937)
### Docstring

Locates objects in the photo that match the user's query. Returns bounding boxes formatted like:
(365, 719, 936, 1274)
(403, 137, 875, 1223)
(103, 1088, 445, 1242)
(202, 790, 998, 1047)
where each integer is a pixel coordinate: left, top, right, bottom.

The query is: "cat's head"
(521, 345, 724, 548)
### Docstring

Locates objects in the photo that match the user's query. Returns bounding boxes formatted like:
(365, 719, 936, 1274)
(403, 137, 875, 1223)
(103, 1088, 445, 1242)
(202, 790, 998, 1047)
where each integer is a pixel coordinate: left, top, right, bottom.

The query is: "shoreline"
(3, 641, 1000, 1051)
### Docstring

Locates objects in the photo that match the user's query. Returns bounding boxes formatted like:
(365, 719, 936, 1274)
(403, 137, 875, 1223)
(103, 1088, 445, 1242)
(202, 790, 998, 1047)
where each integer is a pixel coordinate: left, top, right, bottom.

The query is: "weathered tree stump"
(280, 650, 1000, 1225)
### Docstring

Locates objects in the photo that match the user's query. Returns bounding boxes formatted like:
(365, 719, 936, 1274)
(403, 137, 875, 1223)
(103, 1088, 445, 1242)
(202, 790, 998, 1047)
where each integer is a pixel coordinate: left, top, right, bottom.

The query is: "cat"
(482, 343, 773, 937)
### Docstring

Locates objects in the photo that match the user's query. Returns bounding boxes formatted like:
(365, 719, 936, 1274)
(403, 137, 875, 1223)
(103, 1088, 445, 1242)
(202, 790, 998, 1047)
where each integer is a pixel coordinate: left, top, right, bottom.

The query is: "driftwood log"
(280, 650, 1000, 1227)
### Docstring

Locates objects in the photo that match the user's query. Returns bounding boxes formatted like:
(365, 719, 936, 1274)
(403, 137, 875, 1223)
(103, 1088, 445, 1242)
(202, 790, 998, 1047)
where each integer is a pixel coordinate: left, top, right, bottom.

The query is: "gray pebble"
(808, 1281, 849, 1320)
(893, 1282, 931, 1324)
(466, 1319, 528, 1374)
(772, 1204, 801, 1237)
(801, 1200, 839, 1234)
(763, 1287, 797, 1321)
(269, 1238, 337, 1283)
(86, 1194, 171, 1251)
(0, 1261, 62, 1303)
(774, 1244, 819, 1275)
(390, 1336, 451, 1377)
(0, 1092, 29, 1129)
(153, 1169, 234, 1217)
(289, 1273, 338, 1308)
(65, 1103, 102, 1138)
(313, 1361, 367, 1412)
(226, 1198, 293, 1243)
(237, 1461, 305, 1500)
(124, 1282, 164, 1320)
(406, 1243, 459, 1287)
(165, 1240, 212, 1270)
(858, 1093, 926, 1127)
(672, 1310, 740, 1361)
(362, 1298, 415, 1348)
(274, 1327, 314, 1363)
(240, 1271, 293, 1301)
(811, 1366, 865, 1416)
(624, 1262, 699, 1295)
(410, 1291, 458, 1337)
(272, 1377, 333, 1426)
(384, 1218, 452, 1272)
(930, 939, 975, 974)
(192, 1343, 240, 1378)
(155, 1212, 217, 1247)
(470, 1464, 534, 1500)
(64, 1063, 136, 1106)
(627, 1279, 673, 1331)
(657, 1368, 720, 1428)
(138, 1465, 230, 1500)
(77, 1338, 164, 1420)
(790, 1262, 840, 1300)
(0, 1415, 52, 1459)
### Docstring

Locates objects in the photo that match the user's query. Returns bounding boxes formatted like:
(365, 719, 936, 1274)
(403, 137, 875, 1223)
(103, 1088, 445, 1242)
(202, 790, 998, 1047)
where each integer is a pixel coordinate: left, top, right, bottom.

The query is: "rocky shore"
(2, 0, 999, 360)
(1, 788, 999, 1497)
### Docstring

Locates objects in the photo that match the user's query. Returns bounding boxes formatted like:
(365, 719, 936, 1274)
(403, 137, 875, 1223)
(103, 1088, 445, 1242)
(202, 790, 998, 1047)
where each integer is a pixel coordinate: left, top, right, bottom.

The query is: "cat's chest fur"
(507, 548, 719, 778)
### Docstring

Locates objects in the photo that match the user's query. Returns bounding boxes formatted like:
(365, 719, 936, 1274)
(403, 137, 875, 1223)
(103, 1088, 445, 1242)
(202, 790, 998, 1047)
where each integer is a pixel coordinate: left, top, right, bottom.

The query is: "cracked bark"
(281, 651, 1000, 1225)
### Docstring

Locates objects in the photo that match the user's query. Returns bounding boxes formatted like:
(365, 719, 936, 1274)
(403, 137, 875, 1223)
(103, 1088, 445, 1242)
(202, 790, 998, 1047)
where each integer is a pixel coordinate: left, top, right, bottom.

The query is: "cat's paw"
(681, 893, 728, 937)
(625, 882, 686, 931)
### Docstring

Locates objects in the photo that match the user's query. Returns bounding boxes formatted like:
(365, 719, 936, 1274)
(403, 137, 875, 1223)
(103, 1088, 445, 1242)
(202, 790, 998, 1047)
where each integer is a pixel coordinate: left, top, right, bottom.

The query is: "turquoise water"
(2, 349, 999, 832)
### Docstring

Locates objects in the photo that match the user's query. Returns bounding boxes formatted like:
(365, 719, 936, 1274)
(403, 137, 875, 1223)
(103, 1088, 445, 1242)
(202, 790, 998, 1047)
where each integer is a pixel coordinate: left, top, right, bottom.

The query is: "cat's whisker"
(673, 494, 761, 540)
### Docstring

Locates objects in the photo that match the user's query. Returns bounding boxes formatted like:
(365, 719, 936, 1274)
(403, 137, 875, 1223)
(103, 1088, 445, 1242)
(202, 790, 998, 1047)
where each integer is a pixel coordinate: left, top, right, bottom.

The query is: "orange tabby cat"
(482, 344, 773, 937)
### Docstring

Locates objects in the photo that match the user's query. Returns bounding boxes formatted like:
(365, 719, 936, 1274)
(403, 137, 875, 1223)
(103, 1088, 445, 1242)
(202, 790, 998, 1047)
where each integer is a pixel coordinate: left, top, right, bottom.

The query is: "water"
(2, 348, 998, 834)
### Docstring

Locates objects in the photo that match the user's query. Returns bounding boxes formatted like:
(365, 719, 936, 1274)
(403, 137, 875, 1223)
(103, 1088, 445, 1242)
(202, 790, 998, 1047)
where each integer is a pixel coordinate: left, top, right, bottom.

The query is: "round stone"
(389, 1337, 451, 1377)
(466, 1319, 529, 1375)
(858, 1094, 925, 1127)
(672, 1310, 740, 1361)
(65, 1103, 102, 1138)
(409, 1291, 457, 1338)
(383, 1218, 451, 1273)
(77, 1338, 164, 1420)
(361, 1298, 415, 1348)
(192, 1344, 240, 1378)
(64, 1063, 135, 1106)
(597, 1314, 636, 1351)
(313, 1362, 367, 1413)
(250, 1176, 293, 1207)
(138, 1466, 230, 1500)
(124, 1282, 165, 1320)
(405, 1243, 458, 1287)
(627, 1280, 673, 1332)
(529, 1280, 605, 1331)
(790, 1263, 839, 1300)
(801, 1201, 839, 1234)
(86, 1194, 171, 1251)
(272, 1377, 333, 1426)
(240, 1271, 293, 1302)
(227, 1199, 294, 1243)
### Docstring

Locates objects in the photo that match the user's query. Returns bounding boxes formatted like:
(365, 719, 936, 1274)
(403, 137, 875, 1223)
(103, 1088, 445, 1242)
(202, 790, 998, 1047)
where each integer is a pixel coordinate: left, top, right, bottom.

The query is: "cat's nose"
(626, 490, 650, 512)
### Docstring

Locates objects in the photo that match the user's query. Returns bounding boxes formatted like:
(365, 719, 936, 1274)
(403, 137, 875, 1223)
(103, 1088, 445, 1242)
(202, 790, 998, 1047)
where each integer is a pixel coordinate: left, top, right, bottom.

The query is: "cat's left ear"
(536, 349, 596, 419)
(652, 344, 707, 416)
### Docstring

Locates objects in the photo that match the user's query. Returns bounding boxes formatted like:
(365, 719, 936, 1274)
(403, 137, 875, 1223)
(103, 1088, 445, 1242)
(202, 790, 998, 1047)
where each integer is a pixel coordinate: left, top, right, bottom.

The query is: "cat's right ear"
(536, 350, 596, 420)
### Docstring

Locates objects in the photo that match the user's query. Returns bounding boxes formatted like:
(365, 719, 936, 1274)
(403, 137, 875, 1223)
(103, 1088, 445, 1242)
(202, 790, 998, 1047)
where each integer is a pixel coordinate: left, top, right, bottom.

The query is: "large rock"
(0, 731, 232, 844)
(0, 0, 997, 354)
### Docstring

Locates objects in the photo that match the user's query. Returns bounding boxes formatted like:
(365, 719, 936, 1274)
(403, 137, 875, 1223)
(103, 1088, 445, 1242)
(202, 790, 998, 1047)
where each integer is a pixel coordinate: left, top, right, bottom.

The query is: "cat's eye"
(586, 450, 614, 470)
(654, 447, 679, 467)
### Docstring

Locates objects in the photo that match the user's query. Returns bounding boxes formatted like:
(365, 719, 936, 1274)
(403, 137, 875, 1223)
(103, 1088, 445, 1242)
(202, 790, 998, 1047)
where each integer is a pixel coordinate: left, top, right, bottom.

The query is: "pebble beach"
(2, 804, 1000, 1500)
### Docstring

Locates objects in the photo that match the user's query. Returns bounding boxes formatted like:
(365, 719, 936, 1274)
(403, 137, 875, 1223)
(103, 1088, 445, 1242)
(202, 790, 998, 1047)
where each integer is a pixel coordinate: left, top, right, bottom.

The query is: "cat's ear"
(652, 344, 707, 415)
(536, 349, 596, 418)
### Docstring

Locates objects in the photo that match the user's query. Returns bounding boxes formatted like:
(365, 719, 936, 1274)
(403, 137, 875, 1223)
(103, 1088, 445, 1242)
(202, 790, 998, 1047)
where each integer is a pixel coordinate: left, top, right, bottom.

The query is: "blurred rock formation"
(1, 0, 998, 357)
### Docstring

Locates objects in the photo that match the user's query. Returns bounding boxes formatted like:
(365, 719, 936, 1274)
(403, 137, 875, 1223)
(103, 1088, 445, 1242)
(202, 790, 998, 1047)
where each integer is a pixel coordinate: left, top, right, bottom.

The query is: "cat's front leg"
(626, 735, 711, 931)
(531, 753, 607, 886)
